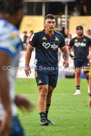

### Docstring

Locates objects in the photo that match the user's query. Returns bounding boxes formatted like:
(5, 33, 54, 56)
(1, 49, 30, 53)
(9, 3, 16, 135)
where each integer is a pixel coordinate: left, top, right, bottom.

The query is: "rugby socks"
(46, 104, 50, 119)
(76, 85, 80, 93)
(39, 112, 46, 120)
(76, 85, 80, 90)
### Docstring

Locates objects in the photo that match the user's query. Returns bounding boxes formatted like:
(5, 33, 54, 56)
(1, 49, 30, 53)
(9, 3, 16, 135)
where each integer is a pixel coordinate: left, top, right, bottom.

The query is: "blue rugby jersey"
(0, 19, 22, 120)
(29, 30, 65, 72)
(69, 36, 91, 60)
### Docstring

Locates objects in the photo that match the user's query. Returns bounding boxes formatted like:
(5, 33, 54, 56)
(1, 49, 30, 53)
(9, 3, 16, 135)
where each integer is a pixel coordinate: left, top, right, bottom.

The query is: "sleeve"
(0, 32, 20, 59)
(29, 33, 38, 48)
(69, 39, 74, 47)
(59, 35, 65, 49)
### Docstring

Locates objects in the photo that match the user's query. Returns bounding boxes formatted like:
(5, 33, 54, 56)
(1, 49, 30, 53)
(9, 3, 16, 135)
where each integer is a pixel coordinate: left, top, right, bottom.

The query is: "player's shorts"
(35, 71, 58, 87)
(74, 58, 89, 69)
(0, 116, 25, 136)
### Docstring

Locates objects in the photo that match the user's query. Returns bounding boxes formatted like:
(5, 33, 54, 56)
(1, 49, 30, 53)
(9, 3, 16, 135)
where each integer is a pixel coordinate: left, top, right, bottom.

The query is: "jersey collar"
(44, 29, 55, 38)
(77, 35, 85, 39)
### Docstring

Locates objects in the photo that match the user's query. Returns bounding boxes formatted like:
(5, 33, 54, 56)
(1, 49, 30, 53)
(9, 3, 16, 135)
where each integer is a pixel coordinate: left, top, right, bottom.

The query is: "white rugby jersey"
(0, 19, 22, 120)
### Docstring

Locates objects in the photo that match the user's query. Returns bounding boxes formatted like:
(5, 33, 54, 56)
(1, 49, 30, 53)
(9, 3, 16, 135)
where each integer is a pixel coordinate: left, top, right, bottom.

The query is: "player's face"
(76, 29, 83, 36)
(44, 18, 56, 33)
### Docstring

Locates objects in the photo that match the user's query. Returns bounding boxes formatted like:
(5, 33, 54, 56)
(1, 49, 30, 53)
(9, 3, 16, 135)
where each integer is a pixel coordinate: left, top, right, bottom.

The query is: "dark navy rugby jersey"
(69, 36, 91, 60)
(29, 30, 65, 72)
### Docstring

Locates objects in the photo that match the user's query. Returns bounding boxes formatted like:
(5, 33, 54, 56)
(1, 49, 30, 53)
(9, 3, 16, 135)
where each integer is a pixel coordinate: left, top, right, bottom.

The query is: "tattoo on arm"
(62, 47, 69, 61)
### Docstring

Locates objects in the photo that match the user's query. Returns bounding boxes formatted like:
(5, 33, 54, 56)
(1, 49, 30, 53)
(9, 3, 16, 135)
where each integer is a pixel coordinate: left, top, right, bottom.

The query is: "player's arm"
(14, 94, 35, 112)
(67, 45, 75, 59)
(67, 45, 72, 55)
(0, 51, 12, 136)
(61, 46, 69, 68)
(68, 39, 76, 60)
(25, 45, 34, 76)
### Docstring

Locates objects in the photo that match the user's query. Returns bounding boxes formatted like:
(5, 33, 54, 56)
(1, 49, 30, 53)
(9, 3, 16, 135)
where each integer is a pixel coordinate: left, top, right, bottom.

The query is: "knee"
(39, 86, 48, 98)
(75, 72, 81, 77)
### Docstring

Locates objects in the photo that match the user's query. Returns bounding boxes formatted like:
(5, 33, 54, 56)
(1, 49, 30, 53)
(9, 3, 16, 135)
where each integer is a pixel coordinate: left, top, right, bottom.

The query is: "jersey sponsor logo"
(42, 42, 58, 50)
(42, 37, 47, 40)
(83, 39, 86, 41)
(75, 39, 78, 42)
(34, 59, 38, 67)
(74, 42, 86, 47)
(55, 37, 59, 41)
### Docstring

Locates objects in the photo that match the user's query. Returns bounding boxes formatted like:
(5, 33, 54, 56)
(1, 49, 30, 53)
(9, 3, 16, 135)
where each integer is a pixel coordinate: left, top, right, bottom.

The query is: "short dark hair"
(76, 26, 83, 30)
(30, 30, 34, 34)
(0, 0, 25, 15)
(45, 14, 55, 20)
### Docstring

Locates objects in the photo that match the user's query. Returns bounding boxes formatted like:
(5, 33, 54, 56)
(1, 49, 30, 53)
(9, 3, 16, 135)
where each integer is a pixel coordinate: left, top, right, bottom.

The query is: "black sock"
(76, 85, 80, 90)
(39, 112, 46, 120)
(46, 104, 50, 119)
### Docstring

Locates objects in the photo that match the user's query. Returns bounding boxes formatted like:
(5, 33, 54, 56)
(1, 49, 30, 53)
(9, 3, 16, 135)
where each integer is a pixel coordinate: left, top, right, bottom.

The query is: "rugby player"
(25, 14, 69, 125)
(0, 0, 34, 136)
(68, 26, 91, 95)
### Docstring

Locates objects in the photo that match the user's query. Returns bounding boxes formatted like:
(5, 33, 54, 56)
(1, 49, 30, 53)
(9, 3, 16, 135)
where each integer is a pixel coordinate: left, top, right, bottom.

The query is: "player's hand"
(14, 95, 35, 112)
(88, 96, 91, 108)
(0, 111, 12, 136)
(25, 65, 31, 77)
(63, 60, 69, 68)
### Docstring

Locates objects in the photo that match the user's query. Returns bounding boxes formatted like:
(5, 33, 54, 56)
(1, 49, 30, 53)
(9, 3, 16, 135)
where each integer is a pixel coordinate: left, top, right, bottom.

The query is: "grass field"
(15, 78, 91, 136)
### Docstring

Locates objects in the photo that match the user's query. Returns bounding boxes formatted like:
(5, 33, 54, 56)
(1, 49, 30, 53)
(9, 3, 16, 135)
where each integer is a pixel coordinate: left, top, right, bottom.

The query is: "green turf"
(15, 78, 91, 136)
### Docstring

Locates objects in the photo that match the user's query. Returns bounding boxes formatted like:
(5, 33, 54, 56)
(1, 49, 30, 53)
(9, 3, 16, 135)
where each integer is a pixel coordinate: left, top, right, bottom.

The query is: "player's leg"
(35, 71, 49, 125)
(46, 85, 55, 124)
(74, 59, 82, 95)
(38, 85, 49, 125)
(74, 68, 81, 95)
(45, 73, 58, 124)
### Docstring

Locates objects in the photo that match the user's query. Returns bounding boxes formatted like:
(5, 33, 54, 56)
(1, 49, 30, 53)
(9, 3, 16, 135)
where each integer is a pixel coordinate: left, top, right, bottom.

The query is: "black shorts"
(0, 116, 24, 136)
(74, 58, 89, 69)
(35, 71, 58, 87)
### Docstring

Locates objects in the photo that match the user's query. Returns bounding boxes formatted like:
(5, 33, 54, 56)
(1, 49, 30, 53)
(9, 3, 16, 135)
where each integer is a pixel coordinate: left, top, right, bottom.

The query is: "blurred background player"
(0, 0, 34, 136)
(28, 30, 34, 40)
(68, 25, 91, 95)
(26, 30, 34, 50)
(23, 31, 28, 50)
(87, 29, 91, 39)
(25, 14, 69, 126)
